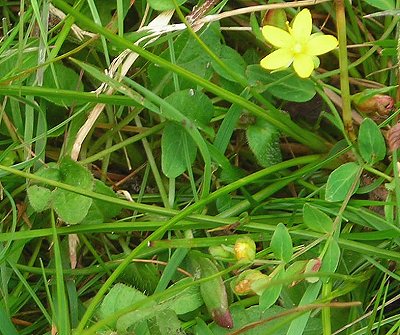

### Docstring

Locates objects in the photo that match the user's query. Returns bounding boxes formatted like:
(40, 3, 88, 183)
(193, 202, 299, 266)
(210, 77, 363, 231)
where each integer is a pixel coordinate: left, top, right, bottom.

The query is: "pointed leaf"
(286, 282, 322, 335)
(325, 162, 361, 202)
(303, 204, 333, 233)
(259, 268, 284, 311)
(320, 239, 341, 283)
(271, 223, 293, 263)
(43, 62, 84, 106)
(161, 122, 197, 178)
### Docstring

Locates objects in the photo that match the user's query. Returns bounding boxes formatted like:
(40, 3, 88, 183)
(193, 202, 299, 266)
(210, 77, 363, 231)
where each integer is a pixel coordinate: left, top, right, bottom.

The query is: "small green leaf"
(216, 193, 233, 213)
(161, 89, 215, 178)
(79, 179, 122, 225)
(270, 223, 293, 263)
(27, 185, 52, 212)
(212, 45, 246, 81)
(325, 162, 361, 202)
(259, 267, 284, 311)
(147, 309, 182, 334)
(35, 164, 61, 184)
(358, 118, 386, 164)
(363, 0, 395, 10)
(161, 122, 197, 178)
(148, 24, 221, 96)
(43, 62, 84, 106)
(246, 65, 316, 102)
(92, 180, 122, 219)
(303, 204, 334, 233)
(53, 157, 94, 224)
(167, 279, 203, 315)
(320, 239, 341, 283)
(79, 205, 103, 225)
(246, 118, 282, 168)
(99, 283, 151, 330)
(164, 89, 215, 131)
(147, 0, 187, 10)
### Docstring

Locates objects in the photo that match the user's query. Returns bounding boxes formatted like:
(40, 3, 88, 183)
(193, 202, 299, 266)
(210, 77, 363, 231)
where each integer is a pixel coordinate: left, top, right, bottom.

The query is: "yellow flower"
(260, 9, 338, 78)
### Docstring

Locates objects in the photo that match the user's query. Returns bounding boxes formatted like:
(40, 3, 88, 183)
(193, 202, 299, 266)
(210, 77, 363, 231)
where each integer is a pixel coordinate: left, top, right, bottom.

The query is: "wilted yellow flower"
(260, 9, 338, 78)
(234, 236, 256, 263)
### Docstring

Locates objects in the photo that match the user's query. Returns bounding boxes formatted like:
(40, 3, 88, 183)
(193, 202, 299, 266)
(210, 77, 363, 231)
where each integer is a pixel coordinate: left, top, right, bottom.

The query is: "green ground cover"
(0, 0, 399, 334)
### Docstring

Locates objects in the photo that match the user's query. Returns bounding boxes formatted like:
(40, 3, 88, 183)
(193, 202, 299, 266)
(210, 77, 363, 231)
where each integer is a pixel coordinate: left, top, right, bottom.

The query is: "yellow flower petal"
(293, 54, 315, 78)
(307, 34, 338, 55)
(262, 25, 293, 48)
(291, 9, 312, 43)
(260, 49, 293, 70)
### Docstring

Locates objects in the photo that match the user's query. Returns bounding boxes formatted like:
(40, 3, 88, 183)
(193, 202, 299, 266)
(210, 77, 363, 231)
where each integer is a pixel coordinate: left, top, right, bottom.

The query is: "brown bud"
(211, 309, 233, 329)
(353, 94, 394, 116)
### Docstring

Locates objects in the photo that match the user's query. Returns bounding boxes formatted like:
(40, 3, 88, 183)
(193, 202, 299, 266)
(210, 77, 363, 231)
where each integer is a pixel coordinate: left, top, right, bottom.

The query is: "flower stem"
(335, 0, 355, 141)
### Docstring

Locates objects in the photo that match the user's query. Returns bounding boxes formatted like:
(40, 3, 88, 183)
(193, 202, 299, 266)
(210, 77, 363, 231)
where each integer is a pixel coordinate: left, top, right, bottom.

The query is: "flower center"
(293, 43, 303, 54)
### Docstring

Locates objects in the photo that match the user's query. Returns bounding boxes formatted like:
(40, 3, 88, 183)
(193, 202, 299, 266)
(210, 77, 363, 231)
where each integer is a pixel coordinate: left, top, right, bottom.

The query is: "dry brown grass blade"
(388, 123, 400, 152)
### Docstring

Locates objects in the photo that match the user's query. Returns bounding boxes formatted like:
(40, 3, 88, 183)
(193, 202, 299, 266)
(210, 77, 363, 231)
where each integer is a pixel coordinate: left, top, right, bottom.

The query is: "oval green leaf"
(358, 118, 386, 164)
(270, 223, 293, 263)
(320, 239, 341, 283)
(246, 65, 316, 102)
(325, 162, 361, 202)
(246, 118, 282, 168)
(303, 204, 333, 233)
(53, 157, 94, 224)
(161, 122, 197, 178)
(27, 185, 52, 212)
(212, 45, 246, 81)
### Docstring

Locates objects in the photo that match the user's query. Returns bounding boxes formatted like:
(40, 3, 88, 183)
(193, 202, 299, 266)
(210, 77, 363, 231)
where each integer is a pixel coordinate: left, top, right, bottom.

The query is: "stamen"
(293, 43, 303, 54)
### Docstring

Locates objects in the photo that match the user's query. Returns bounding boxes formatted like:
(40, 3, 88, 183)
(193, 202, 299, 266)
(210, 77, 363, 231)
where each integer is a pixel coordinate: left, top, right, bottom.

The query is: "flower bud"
(352, 93, 394, 116)
(233, 270, 269, 296)
(189, 252, 233, 329)
(234, 236, 256, 263)
(304, 258, 322, 283)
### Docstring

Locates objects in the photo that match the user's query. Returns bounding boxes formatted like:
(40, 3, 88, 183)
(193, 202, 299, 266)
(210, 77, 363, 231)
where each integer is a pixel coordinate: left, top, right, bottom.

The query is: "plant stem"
(322, 281, 332, 335)
(335, 0, 355, 141)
